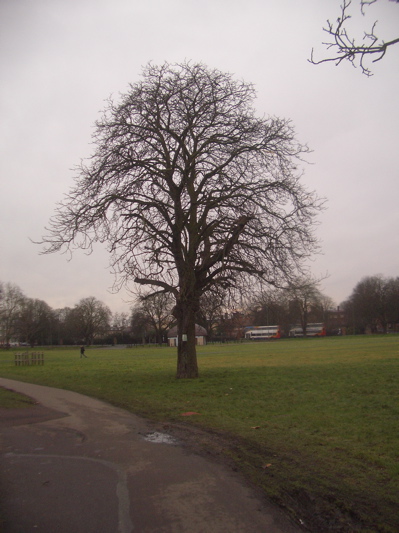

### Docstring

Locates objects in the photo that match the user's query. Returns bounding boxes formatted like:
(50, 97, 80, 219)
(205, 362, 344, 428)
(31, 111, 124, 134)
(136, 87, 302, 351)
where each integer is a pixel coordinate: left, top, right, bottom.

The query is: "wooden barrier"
(31, 352, 44, 365)
(14, 352, 44, 366)
(14, 352, 29, 366)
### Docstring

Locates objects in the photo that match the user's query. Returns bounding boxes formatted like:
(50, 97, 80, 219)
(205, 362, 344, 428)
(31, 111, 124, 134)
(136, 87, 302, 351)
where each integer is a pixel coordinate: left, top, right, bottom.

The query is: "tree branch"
(309, 0, 399, 76)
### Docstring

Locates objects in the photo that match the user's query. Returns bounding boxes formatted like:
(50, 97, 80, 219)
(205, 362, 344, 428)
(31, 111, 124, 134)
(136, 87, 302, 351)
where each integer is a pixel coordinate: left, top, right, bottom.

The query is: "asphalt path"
(0, 378, 302, 533)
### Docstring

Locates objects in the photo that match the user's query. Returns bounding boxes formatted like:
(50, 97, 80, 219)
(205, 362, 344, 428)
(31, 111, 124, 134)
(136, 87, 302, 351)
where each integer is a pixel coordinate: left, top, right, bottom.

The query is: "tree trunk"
(176, 304, 199, 379)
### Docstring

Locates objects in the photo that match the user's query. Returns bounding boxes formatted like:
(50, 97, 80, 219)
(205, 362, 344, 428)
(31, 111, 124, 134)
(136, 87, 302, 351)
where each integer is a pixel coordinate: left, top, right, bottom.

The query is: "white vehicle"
(289, 323, 326, 337)
(245, 325, 281, 340)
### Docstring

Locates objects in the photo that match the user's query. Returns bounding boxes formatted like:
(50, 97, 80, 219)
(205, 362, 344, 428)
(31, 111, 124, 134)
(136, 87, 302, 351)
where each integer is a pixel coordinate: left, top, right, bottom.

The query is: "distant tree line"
(110, 275, 399, 341)
(1, 274, 398, 347)
(341, 275, 399, 334)
(0, 282, 113, 347)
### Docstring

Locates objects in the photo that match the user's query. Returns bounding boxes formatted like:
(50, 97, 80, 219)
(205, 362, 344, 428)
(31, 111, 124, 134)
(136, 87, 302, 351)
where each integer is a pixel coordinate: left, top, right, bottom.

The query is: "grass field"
(1, 336, 398, 532)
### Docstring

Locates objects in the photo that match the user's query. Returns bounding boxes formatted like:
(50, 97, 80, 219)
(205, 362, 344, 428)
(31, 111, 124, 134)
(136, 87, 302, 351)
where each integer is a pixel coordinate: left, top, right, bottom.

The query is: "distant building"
(167, 324, 208, 346)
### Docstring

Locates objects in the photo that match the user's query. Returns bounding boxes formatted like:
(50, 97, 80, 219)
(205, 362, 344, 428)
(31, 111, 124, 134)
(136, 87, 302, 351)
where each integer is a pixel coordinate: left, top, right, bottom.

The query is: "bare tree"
(112, 312, 130, 331)
(69, 297, 111, 345)
(111, 311, 130, 343)
(197, 289, 227, 342)
(130, 306, 151, 344)
(342, 274, 399, 333)
(41, 62, 322, 378)
(53, 307, 75, 345)
(249, 288, 291, 331)
(287, 278, 326, 336)
(139, 292, 175, 344)
(0, 282, 25, 345)
(17, 298, 55, 346)
(310, 0, 399, 76)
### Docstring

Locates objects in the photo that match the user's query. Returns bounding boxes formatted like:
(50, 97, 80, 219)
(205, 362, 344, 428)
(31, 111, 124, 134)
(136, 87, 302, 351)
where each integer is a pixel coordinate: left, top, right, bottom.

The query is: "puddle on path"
(142, 431, 178, 445)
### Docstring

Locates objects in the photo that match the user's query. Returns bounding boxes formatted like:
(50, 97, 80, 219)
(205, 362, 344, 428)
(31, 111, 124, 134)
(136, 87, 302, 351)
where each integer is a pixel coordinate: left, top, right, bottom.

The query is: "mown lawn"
(1, 336, 398, 532)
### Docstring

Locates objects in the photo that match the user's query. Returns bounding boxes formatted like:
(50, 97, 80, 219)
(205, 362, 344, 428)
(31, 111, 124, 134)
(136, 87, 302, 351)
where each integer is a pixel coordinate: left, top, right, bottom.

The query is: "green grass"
(0, 387, 36, 409)
(1, 336, 399, 532)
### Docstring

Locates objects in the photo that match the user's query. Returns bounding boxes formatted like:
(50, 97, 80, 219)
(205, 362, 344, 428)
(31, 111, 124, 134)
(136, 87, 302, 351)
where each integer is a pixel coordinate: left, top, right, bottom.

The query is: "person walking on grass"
(80, 346, 87, 358)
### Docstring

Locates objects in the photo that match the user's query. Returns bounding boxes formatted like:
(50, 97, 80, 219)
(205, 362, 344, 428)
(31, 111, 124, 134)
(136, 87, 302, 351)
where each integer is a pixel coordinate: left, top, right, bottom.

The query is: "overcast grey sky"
(1, 0, 398, 314)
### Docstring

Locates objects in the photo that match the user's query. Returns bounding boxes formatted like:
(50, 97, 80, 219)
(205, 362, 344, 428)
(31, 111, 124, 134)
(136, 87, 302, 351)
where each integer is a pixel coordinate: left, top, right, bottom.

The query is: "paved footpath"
(0, 378, 302, 533)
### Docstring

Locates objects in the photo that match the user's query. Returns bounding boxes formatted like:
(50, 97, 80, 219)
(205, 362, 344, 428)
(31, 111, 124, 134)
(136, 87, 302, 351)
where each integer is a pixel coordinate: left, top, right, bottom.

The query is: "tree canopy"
(42, 62, 323, 377)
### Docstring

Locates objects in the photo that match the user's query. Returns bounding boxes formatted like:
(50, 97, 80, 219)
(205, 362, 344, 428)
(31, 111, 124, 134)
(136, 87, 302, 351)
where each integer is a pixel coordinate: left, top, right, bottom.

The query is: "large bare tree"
(41, 62, 322, 378)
